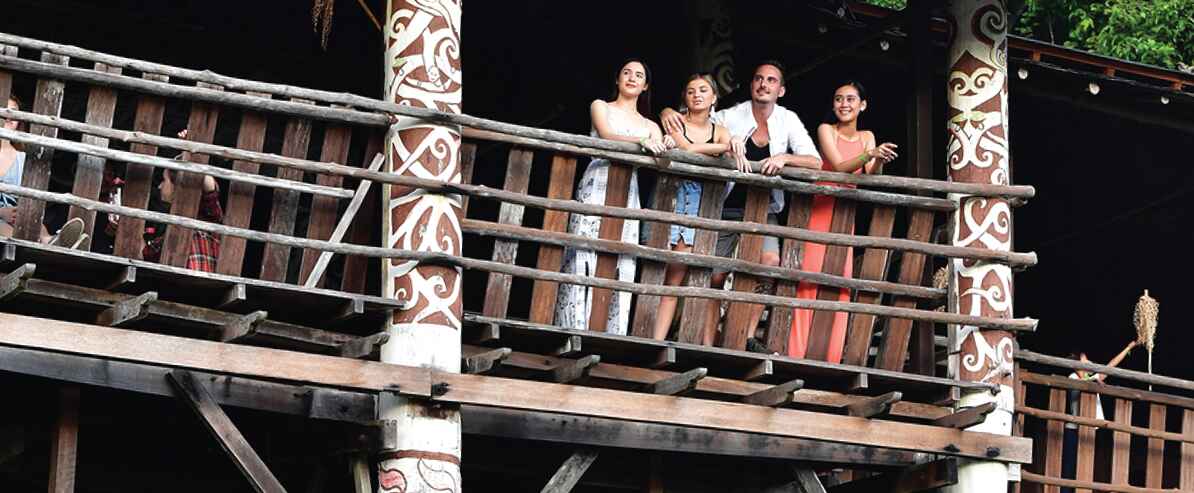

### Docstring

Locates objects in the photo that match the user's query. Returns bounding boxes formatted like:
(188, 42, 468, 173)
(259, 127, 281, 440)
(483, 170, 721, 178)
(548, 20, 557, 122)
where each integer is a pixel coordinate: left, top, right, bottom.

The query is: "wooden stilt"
(48, 386, 80, 493)
(541, 449, 599, 493)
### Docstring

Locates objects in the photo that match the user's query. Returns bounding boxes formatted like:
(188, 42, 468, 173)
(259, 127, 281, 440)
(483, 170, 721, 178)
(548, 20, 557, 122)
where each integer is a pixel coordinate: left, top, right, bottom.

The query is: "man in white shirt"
(661, 61, 822, 344)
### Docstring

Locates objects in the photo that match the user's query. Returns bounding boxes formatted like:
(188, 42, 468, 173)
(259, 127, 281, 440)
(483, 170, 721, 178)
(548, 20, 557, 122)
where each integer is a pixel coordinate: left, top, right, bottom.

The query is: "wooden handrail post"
(377, 1, 464, 492)
(939, 1, 1017, 492)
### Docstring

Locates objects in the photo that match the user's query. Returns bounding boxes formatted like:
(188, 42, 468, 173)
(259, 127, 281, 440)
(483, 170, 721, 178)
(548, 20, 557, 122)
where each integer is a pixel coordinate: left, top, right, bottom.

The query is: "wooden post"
(48, 386, 80, 493)
(941, 1, 1015, 492)
(378, 1, 463, 492)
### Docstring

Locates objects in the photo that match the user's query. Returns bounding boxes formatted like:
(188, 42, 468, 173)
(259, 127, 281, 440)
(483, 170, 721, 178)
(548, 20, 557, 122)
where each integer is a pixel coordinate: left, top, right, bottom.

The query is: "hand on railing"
(638, 137, 671, 156)
(730, 137, 750, 173)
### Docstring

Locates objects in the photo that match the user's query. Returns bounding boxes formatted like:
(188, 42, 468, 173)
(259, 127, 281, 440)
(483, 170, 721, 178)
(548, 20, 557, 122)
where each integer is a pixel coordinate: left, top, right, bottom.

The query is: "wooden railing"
(1015, 350, 1194, 493)
(0, 31, 1038, 377)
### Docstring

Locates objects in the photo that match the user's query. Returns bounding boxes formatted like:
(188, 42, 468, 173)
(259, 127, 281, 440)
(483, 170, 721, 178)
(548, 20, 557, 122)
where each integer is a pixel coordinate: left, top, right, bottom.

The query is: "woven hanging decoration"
(1133, 289, 1159, 387)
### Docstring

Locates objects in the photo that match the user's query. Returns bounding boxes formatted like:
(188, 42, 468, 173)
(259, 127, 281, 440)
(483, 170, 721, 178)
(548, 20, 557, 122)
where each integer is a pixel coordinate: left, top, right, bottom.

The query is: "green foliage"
(865, 0, 907, 10)
(866, 0, 1194, 71)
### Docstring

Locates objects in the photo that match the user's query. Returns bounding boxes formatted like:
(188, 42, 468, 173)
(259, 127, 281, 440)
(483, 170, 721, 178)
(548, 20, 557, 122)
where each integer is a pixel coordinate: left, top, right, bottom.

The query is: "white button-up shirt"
(710, 101, 821, 214)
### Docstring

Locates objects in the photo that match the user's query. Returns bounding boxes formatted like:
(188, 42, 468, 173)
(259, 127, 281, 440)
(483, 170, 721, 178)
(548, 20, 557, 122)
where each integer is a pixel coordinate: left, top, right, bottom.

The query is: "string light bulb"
(1088, 82, 1101, 95)
(1161, 96, 1170, 105)
(1017, 68, 1028, 80)
(879, 39, 890, 51)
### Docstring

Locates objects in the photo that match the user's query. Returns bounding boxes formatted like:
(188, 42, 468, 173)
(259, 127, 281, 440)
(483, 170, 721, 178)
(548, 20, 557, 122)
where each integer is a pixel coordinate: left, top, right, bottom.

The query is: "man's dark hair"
(756, 60, 787, 86)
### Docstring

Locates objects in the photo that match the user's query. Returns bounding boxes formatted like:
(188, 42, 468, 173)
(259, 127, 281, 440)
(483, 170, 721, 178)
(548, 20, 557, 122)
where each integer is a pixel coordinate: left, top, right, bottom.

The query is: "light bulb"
(1088, 82, 1100, 95)
(1017, 68, 1028, 80)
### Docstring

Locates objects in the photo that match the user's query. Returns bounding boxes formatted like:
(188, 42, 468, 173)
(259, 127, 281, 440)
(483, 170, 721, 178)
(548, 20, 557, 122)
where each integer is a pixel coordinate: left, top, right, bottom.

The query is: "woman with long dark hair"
(652, 73, 731, 342)
(790, 80, 897, 362)
(557, 59, 671, 334)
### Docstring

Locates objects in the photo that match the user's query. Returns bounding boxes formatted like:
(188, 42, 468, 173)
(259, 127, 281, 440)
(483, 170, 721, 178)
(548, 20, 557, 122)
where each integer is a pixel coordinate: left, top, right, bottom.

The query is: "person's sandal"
(48, 217, 86, 250)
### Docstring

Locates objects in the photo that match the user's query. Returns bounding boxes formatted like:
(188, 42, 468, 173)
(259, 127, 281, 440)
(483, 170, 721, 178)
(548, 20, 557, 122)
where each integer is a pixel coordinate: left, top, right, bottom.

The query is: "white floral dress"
(555, 106, 647, 335)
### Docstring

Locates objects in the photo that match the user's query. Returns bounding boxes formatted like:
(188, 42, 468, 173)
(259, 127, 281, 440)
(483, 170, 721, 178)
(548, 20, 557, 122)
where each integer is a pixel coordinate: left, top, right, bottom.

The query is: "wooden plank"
(840, 206, 895, 366)
(1147, 403, 1165, 489)
(721, 187, 771, 350)
(1018, 349, 1194, 394)
(528, 154, 577, 324)
(1021, 371, 1194, 411)
(588, 161, 632, 333)
(48, 386, 80, 493)
(302, 154, 386, 288)
(458, 141, 477, 214)
(1182, 408, 1194, 490)
(1112, 398, 1132, 486)
(259, 100, 314, 281)
(463, 347, 512, 375)
(95, 291, 157, 327)
(741, 379, 805, 408)
(340, 132, 384, 294)
(66, 62, 122, 236)
(481, 148, 534, 320)
(1076, 392, 1096, 492)
(766, 194, 813, 354)
(215, 91, 271, 276)
(0, 345, 378, 423)
(13, 52, 68, 241)
(349, 453, 371, 493)
(873, 209, 934, 370)
(1021, 471, 1173, 493)
(630, 174, 679, 338)
(0, 45, 15, 105)
(541, 449, 599, 493)
(168, 369, 287, 493)
(1043, 388, 1065, 493)
(113, 73, 169, 260)
(551, 355, 600, 384)
(826, 458, 956, 493)
(846, 391, 902, 418)
(806, 197, 857, 361)
(435, 371, 1034, 463)
(646, 368, 707, 396)
(793, 469, 828, 493)
(161, 82, 223, 267)
(932, 402, 997, 429)
(298, 120, 353, 285)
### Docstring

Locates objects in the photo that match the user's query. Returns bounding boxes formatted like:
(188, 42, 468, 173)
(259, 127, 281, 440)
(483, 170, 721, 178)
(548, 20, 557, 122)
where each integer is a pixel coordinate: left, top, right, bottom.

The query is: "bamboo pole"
(0, 183, 1037, 332)
(0, 127, 350, 199)
(0, 35, 1036, 199)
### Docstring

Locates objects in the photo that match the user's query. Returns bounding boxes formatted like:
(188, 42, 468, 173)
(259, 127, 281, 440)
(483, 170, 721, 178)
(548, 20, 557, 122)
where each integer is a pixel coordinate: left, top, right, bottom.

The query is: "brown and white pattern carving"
(945, 0, 1014, 393)
(379, 1, 463, 492)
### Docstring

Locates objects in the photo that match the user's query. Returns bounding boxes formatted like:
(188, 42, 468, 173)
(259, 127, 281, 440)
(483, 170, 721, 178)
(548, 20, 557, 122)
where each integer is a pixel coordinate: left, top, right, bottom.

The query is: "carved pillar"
(688, 0, 737, 96)
(942, 1, 1015, 492)
(378, 1, 463, 492)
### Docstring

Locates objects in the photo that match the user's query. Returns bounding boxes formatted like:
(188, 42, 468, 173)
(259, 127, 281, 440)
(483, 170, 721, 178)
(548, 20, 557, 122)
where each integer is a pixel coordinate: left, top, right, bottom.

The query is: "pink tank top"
(816, 133, 866, 188)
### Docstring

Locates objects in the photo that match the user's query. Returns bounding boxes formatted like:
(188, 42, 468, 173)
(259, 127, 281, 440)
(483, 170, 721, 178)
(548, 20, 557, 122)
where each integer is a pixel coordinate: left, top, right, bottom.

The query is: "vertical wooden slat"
(909, 255, 938, 376)
(1075, 392, 1096, 493)
(214, 91, 270, 276)
(1043, 388, 1065, 493)
(162, 82, 222, 267)
(0, 45, 16, 104)
(588, 162, 633, 333)
(720, 187, 770, 350)
(765, 193, 812, 354)
(298, 121, 353, 285)
(66, 62, 122, 237)
(113, 73, 168, 260)
(480, 148, 533, 320)
(528, 154, 577, 324)
(1181, 408, 1194, 490)
(805, 198, 856, 361)
(13, 52, 69, 241)
(457, 141, 477, 215)
(48, 386, 80, 493)
(676, 179, 725, 344)
(840, 206, 895, 366)
(872, 209, 934, 370)
(1111, 398, 1132, 487)
(259, 100, 314, 282)
(340, 132, 385, 294)
(1147, 403, 1166, 489)
(630, 174, 679, 339)
(1012, 373, 1028, 493)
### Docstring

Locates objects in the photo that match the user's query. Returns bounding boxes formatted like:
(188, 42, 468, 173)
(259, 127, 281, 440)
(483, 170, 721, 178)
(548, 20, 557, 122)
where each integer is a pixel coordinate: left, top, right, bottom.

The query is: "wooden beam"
(220, 311, 269, 342)
(0, 263, 35, 301)
(336, 332, 390, 359)
(1021, 370, 1194, 411)
(167, 369, 287, 493)
(932, 402, 997, 429)
(551, 335, 583, 357)
(95, 291, 157, 327)
(541, 449, 599, 493)
(1018, 349, 1194, 395)
(463, 347, 512, 375)
(303, 154, 386, 288)
(744, 359, 774, 382)
(551, 355, 600, 384)
(217, 283, 248, 310)
(48, 386, 80, 493)
(741, 380, 805, 408)
(13, 53, 68, 242)
(827, 458, 957, 493)
(846, 391, 902, 418)
(1021, 471, 1173, 493)
(650, 347, 677, 369)
(528, 154, 577, 325)
(349, 453, 371, 493)
(646, 368, 708, 396)
(481, 148, 534, 321)
(793, 469, 828, 493)
(103, 266, 137, 291)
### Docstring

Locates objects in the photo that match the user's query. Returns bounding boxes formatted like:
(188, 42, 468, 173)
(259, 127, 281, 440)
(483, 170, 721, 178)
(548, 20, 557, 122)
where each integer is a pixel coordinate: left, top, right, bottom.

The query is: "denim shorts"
(668, 179, 702, 247)
(713, 208, 780, 275)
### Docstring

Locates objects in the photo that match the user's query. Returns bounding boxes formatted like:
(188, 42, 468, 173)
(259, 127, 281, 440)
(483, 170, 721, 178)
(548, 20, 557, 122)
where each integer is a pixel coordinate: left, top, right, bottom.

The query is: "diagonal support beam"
(646, 368, 708, 396)
(0, 263, 35, 301)
(463, 347, 512, 375)
(541, 448, 599, 493)
(95, 291, 157, 327)
(741, 379, 805, 408)
(551, 355, 600, 384)
(793, 468, 828, 493)
(221, 311, 269, 342)
(846, 391, 903, 418)
(167, 369, 287, 493)
(932, 402, 998, 429)
(336, 332, 390, 359)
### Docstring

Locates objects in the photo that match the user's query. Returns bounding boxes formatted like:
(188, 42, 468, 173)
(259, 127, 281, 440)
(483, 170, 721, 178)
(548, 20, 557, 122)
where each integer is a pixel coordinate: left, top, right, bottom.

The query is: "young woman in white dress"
(556, 59, 671, 335)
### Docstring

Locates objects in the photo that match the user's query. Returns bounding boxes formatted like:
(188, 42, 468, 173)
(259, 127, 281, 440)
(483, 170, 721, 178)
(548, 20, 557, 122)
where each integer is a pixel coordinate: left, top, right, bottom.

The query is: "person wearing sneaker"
(0, 95, 88, 249)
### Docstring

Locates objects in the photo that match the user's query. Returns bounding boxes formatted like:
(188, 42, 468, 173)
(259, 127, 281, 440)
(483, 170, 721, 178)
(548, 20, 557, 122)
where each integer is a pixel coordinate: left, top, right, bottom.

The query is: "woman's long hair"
(610, 58, 653, 117)
(822, 79, 868, 125)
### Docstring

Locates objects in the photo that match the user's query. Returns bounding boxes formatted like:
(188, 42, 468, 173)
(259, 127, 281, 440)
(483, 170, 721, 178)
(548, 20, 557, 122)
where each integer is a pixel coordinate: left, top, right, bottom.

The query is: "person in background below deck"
(556, 58, 672, 335)
(652, 73, 732, 343)
(790, 80, 896, 363)
(1060, 340, 1136, 493)
(661, 61, 821, 346)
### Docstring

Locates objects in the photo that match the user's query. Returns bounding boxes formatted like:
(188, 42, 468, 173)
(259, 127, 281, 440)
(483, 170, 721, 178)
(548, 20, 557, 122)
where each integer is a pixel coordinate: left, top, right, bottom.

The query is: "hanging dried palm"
(312, 0, 336, 50)
(1133, 289, 1158, 389)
